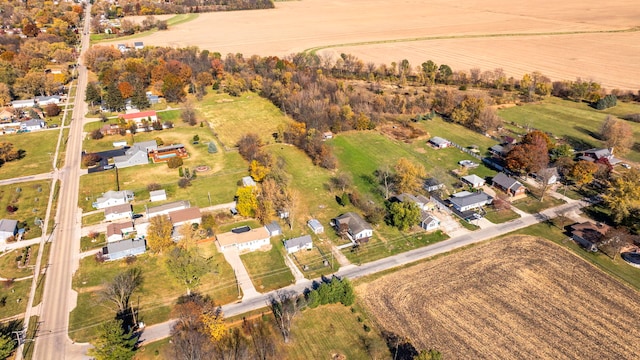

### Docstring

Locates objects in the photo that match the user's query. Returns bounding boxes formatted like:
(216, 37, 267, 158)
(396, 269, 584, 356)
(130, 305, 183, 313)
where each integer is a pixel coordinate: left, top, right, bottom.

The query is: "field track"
(357, 236, 640, 359)
(117, 0, 640, 89)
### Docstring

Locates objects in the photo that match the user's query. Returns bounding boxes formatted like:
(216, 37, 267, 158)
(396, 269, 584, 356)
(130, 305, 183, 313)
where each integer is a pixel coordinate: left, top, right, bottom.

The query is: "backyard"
(240, 237, 295, 292)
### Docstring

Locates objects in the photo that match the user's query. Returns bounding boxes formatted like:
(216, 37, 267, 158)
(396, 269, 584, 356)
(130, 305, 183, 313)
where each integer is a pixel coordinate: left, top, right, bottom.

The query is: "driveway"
(220, 246, 260, 300)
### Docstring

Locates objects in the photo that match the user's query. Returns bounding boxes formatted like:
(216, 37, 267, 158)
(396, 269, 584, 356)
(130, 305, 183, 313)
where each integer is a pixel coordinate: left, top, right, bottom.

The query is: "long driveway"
(136, 198, 587, 345)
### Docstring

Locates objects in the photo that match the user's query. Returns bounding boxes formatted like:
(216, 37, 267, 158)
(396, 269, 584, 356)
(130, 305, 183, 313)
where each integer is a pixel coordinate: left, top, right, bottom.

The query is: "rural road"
(137, 198, 587, 345)
(25, 4, 93, 360)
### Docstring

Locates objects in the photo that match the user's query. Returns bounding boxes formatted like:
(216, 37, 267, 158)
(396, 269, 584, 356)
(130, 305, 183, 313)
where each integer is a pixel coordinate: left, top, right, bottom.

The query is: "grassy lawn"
(414, 115, 498, 152)
(0, 244, 38, 280)
(81, 212, 105, 226)
(484, 207, 521, 224)
(343, 230, 448, 265)
(512, 194, 565, 214)
(0, 180, 51, 240)
(22, 315, 38, 360)
(80, 233, 107, 252)
(69, 240, 237, 342)
(512, 221, 640, 291)
(134, 337, 173, 360)
(198, 92, 293, 149)
(0, 131, 56, 179)
(498, 97, 640, 162)
(240, 238, 295, 292)
(290, 238, 340, 279)
(0, 278, 30, 319)
(217, 219, 262, 233)
(279, 303, 389, 359)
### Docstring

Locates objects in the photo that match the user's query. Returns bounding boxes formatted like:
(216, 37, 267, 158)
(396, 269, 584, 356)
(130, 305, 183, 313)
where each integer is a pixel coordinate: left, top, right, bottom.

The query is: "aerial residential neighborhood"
(0, 1, 639, 360)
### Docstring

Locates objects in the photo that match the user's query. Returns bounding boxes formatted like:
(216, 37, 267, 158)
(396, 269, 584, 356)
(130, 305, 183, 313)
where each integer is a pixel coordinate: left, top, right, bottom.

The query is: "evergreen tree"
(88, 319, 136, 360)
(341, 278, 355, 306)
(85, 82, 101, 106)
(103, 83, 125, 111)
(306, 289, 320, 308)
(131, 88, 150, 110)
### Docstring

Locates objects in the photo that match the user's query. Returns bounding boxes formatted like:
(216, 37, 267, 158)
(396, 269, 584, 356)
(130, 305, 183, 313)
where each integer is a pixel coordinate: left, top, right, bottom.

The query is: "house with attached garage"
(448, 191, 493, 212)
(216, 226, 271, 252)
(113, 140, 157, 168)
(102, 238, 146, 261)
(35, 95, 62, 106)
(331, 212, 373, 244)
(104, 203, 132, 221)
(284, 235, 313, 254)
(119, 110, 158, 131)
(93, 190, 134, 209)
(570, 222, 610, 252)
(492, 172, 526, 197)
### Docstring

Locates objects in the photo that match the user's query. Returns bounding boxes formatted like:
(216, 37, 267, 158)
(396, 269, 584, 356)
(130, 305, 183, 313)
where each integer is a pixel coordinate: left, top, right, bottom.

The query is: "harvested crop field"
(357, 236, 640, 359)
(122, 0, 640, 89)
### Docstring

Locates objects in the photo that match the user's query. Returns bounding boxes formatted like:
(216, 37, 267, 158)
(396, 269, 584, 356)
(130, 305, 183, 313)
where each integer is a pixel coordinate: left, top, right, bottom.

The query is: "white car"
(621, 163, 631, 169)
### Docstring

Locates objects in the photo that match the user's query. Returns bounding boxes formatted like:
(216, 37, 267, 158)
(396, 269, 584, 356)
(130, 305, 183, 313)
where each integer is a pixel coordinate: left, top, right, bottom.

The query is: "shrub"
(90, 129, 104, 140)
(178, 178, 191, 188)
(82, 153, 101, 167)
(6, 205, 17, 213)
(147, 183, 161, 191)
(208, 142, 218, 153)
(167, 157, 183, 169)
(594, 94, 617, 110)
(178, 167, 184, 177)
(44, 103, 61, 117)
(155, 137, 164, 146)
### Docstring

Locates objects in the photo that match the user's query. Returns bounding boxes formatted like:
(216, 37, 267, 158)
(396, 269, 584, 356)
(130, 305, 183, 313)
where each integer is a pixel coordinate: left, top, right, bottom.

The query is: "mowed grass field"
(498, 97, 640, 162)
(0, 180, 51, 239)
(0, 131, 57, 180)
(357, 236, 640, 359)
(69, 241, 237, 342)
(240, 238, 294, 292)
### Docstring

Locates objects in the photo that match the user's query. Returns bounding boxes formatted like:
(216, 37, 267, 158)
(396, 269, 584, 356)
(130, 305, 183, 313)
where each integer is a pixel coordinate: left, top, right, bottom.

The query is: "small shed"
(113, 141, 127, 148)
(242, 176, 256, 187)
(424, 178, 445, 192)
(428, 136, 451, 149)
(265, 221, 282, 237)
(284, 235, 313, 254)
(420, 212, 440, 231)
(307, 219, 324, 234)
(149, 189, 167, 202)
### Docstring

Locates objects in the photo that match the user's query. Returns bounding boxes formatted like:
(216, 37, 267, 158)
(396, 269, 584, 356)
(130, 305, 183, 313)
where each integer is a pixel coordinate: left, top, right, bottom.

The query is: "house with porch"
(113, 140, 157, 168)
(331, 212, 373, 244)
(284, 235, 313, 254)
(492, 172, 526, 197)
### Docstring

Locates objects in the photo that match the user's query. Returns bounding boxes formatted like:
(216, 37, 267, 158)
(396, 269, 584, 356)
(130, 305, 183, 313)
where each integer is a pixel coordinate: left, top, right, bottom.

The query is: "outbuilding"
(284, 235, 313, 254)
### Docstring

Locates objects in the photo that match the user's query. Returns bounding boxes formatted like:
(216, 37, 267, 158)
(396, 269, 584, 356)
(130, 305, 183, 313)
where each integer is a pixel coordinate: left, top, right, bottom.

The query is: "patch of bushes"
(167, 157, 183, 169)
(305, 276, 355, 309)
(593, 94, 617, 110)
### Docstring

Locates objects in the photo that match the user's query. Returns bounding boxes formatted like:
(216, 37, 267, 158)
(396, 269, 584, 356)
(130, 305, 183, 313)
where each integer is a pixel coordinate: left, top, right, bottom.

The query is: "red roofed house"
(119, 110, 158, 131)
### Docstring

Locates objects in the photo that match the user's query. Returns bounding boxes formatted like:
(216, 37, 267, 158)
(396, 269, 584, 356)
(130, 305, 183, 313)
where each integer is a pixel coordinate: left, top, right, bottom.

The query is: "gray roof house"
(428, 136, 451, 149)
(449, 191, 493, 212)
(93, 190, 134, 209)
(462, 174, 485, 188)
(104, 203, 133, 221)
(307, 219, 324, 234)
(0, 219, 18, 242)
(331, 212, 373, 244)
(102, 238, 146, 261)
(134, 41, 144, 50)
(265, 221, 282, 237)
(147, 200, 190, 218)
(392, 193, 430, 211)
(424, 178, 445, 192)
(492, 172, 526, 197)
(35, 95, 62, 105)
(420, 212, 440, 231)
(284, 235, 313, 254)
(113, 140, 157, 169)
(21, 119, 45, 131)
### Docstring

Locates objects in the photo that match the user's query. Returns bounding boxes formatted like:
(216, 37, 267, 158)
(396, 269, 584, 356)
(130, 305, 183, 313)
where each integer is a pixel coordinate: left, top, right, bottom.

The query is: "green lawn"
(0, 278, 31, 319)
(80, 233, 107, 252)
(0, 131, 57, 179)
(240, 238, 295, 292)
(498, 97, 640, 162)
(484, 207, 521, 224)
(279, 303, 389, 359)
(0, 180, 51, 239)
(343, 230, 448, 265)
(290, 237, 340, 279)
(69, 241, 237, 342)
(81, 212, 105, 226)
(0, 245, 38, 280)
(513, 221, 640, 291)
(414, 115, 498, 152)
(512, 194, 565, 213)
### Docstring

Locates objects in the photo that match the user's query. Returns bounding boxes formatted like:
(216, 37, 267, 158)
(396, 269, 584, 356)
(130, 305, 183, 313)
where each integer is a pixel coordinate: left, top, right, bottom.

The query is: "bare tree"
(100, 268, 143, 316)
(268, 291, 301, 343)
(181, 101, 198, 126)
(330, 173, 352, 193)
(242, 318, 275, 360)
(375, 165, 394, 199)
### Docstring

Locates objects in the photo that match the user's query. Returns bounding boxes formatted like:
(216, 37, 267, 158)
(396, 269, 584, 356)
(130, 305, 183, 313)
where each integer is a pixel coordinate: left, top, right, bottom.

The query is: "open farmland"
(357, 236, 640, 359)
(122, 0, 640, 89)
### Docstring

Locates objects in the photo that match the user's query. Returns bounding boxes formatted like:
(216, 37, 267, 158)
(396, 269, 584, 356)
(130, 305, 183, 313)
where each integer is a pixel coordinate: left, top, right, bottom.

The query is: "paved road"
(137, 199, 587, 346)
(29, 5, 93, 360)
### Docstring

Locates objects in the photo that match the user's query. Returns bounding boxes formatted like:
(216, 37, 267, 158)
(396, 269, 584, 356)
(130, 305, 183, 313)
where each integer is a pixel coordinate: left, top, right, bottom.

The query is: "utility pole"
(208, 191, 211, 207)
(234, 270, 241, 299)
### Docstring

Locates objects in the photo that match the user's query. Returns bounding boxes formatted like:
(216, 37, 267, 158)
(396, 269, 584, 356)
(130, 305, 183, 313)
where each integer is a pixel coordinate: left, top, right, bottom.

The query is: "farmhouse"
(284, 235, 313, 254)
(147, 200, 190, 218)
(449, 191, 493, 212)
(11, 99, 35, 109)
(21, 119, 45, 131)
(149, 189, 167, 202)
(216, 226, 270, 252)
(93, 190, 134, 209)
(331, 212, 373, 244)
(424, 177, 445, 192)
(570, 222, 610, 252)
(104, 203, 132, 222)
(428, 136, 451, 149)
(0, 219, 18, 243)
(168, 207, 201, 228)
(579, 148, 621, 165)
(113, 140, 157, 168)
(265, 221, 282, 237)
(492, 172, 526, 197)
(307, 219, 324, 234)
(462, 174, 485, 188)
(106, 222, 135, 242)
(420, 212, 440, 231)
(102, 238, 146, 261)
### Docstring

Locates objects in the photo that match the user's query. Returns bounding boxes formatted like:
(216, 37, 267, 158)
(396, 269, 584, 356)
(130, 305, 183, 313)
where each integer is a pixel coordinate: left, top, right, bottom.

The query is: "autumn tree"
(236, 186, 258, 217)
(602, 168, 640, 223)
(237, 133, 263, 161)
(147, 215, 174, 253)
(414, 349, 443, 360)
(570, 160, 598, 189)
(450, 96, 485, 129)
(44, 103, 61, 117)
(181, 101, 198, 126)
(375, 165, 394, 199)
(242, 318, 276, 360)
(394, 158, 426, 194)
(165, 247, 209, 296)
(88, 319, 137, 360)
(388, 201, 421, 231)
(600, 115, 633, 154)
(505, 132, 550, 176)
(170, 293, 216, 359)
(250, 160, 270, 182)
(0, 143, 21, 165)
(99, 268, 143, 318)
(202, 306, 226, 342)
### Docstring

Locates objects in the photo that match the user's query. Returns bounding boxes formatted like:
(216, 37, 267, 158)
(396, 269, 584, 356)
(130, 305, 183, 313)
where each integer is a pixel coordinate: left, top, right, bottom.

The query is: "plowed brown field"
(121, 0, 640, 89)
(357, 236, 640, 359)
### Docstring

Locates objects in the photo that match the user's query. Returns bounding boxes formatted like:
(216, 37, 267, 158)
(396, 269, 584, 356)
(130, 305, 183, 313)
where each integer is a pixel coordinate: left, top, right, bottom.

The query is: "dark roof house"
(331, 212, 373, 243)
(570, 222, 610, 252)
(492, 172, 526, 197)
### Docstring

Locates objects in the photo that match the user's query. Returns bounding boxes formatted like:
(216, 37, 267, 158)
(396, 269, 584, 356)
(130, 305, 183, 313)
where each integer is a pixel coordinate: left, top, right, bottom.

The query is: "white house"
(106, 222, 135, 243)
(331, 212, 373, 244)
(21, 119, 45, 131)
(104, 203, 132, 222)
(93, 190, 134, 209)
(420, 212, 440, 231)
(102, 238, 146, 261)
(149, 189, 167, 202)
(35, 95, 62, 106)
(462, 174, 485, 188)
(284, 235, 313, 254)
(134, 41, 144, 50)
(119, 110, 158, 130)
(11, 99, 35, 109)
(424, 178, 445, 192)
(307, 219, 324, 234)
(0, 219, 18, 243)
(216, 227, 270, 252)
(168, 207, 202, 228)
(448, 191, 493, 212)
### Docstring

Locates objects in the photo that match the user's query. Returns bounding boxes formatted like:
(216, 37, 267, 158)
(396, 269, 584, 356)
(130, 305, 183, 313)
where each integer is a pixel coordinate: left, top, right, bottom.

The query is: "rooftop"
(216, 227, 270, 247)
